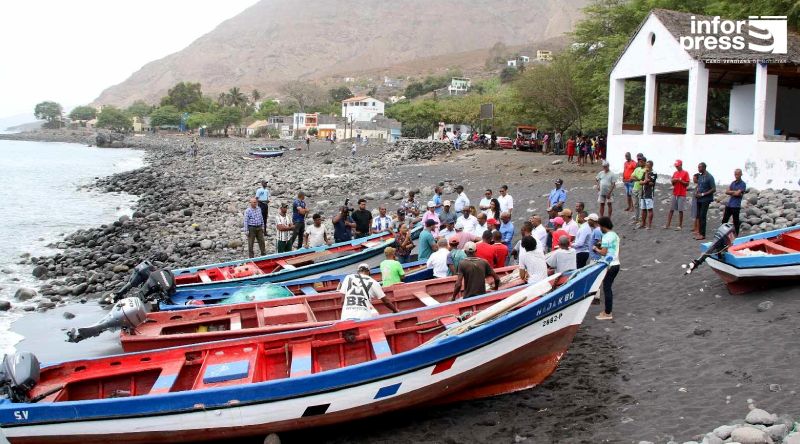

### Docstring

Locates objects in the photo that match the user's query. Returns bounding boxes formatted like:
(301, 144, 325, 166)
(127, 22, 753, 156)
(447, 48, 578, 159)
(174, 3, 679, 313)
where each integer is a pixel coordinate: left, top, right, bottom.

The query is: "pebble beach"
(1, 130, 799, 443)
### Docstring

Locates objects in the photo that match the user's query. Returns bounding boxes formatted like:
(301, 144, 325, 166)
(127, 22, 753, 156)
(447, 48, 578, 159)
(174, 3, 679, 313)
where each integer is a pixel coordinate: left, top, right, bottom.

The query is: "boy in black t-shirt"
(639, 160, 657, 229)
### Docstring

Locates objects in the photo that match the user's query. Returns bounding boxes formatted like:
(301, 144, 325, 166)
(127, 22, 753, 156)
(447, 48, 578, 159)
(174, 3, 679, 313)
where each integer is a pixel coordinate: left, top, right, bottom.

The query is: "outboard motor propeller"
(0, 352, 40, 403)
(685, 223, 736, 274)
(67, 297, 147, 343)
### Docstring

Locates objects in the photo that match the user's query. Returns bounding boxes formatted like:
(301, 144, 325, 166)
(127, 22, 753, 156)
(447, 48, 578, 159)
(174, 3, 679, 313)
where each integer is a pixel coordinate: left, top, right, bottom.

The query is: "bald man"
(722, 168, 746, 235)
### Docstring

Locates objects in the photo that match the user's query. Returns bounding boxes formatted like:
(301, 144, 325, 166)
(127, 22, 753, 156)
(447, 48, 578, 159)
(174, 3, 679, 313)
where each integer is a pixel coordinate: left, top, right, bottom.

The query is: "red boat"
(0, 264, 607, 444)
(121, 266, 523, 352)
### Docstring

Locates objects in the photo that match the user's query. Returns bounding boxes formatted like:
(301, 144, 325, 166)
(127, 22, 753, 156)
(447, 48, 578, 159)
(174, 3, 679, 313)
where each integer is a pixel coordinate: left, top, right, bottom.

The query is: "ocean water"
(0, 139, 144, 353)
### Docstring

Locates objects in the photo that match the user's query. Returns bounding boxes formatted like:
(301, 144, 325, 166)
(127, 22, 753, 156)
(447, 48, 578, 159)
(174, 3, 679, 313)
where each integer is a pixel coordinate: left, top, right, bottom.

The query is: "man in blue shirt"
(499, 212, 514, 264)
(432, 186, 444, 216)
(289, 191, 308, 249)
(255, 180, 270, 230)
(722, 168, 746, 235)
(418, 219, 439, 261)
(573, 212, 595, 268)
(243, 197, 266, 258)
(694, 163, 716, 240)
(548, 179, 567, 211)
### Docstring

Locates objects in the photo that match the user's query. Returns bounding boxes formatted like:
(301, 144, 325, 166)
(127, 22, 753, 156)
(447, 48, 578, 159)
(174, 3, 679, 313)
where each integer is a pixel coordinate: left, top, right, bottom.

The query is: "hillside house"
(507, 59, 517, 67)
(607, 9, 800, 190)
(341, 96, 385, 122)
(336, 115, 401, 143)
(448, 77, 471, 95)
(536, 50, 552, 61)
(246, 120, 268, 137)
(292, 113, 318, 138)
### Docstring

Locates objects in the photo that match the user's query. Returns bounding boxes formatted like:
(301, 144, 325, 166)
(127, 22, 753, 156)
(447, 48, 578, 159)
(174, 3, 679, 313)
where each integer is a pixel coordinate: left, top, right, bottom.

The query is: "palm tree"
(228, 87, 247, 108)
(217, 92, 230, 106)
(251, 89, 261, 104)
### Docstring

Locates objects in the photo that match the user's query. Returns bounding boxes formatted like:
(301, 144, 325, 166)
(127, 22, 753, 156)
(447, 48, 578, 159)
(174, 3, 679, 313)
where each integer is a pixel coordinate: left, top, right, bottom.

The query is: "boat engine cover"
(0, 352, 40, 402)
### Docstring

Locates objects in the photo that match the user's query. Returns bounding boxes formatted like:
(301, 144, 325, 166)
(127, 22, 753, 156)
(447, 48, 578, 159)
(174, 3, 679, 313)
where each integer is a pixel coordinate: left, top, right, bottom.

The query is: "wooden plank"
(149, 359, 186, 395)
(413, 291, 439, 307)
(198, 271, 213, 283)
(275, 260, 297, 270)
(368, 329, 392, 359)
(289, 342, 313, 378)
(229, 313, 242, 331)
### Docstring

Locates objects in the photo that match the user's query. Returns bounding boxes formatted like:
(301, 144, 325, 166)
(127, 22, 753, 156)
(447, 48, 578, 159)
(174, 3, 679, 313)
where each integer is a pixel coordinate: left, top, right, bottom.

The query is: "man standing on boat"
(243, 197, 266, 258)
(339, 263, 399, 320)
(255, 180, 270, 231)
(274, 203, 294, 253)
(722, 168, 746, 235)
(289, 191, 308, 250)
(452, 242, 501, 301)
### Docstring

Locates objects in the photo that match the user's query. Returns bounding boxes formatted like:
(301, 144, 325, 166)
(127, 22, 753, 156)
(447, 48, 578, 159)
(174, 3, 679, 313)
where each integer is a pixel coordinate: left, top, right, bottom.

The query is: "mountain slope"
(94, 0, 587, 106)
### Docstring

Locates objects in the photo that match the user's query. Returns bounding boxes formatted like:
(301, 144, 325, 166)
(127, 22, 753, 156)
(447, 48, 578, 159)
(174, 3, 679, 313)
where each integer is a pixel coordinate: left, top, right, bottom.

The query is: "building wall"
(341, 99, 385, 122)
(610, 16, 695, 80)
(608, 133, 800, 190)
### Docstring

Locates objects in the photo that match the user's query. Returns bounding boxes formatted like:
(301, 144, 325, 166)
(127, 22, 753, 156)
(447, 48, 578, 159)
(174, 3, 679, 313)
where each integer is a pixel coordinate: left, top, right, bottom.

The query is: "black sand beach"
(8, 138, 800, 443)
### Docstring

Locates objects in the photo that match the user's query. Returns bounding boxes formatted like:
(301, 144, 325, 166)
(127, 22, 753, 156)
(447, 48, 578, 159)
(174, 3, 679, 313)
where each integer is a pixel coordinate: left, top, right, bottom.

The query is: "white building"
(507, 59, 517, 67)
(341, 96, 385, 122)
(292, 113, 318, 137)
(519, 55, 531, 63)
(448, 77, 471, 95)
(536, 50, 552, 62)
(607, 9, 800, 190)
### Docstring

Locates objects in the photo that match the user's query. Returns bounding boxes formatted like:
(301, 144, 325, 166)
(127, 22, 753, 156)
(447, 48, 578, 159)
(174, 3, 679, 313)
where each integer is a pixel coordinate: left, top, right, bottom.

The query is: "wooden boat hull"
(0, 264, 606, 444)
(160, 259, 431, 311)
(249, 150, 283, 158)
(700, 225, 800, 294)
(172, 226, 421, 291)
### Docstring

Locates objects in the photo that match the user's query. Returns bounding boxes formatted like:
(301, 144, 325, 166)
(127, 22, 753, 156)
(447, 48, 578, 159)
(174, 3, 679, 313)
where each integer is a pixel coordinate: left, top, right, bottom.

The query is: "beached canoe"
(248, 150, 283, 158)
(123, 266, 523, 352)
(160, 259, 431, 311)
(0, 263, 607, 444)
(172, 226, 421, 291)
(699, 224, 800, 294)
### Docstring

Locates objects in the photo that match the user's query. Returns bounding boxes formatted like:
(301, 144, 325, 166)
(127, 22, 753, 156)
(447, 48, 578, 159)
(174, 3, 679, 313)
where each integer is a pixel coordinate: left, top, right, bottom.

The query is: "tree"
(226, 87, 247, 108)
(186, 112, 220, 131)
(281, 81, 325, 112)
(329, 86, 354, 103)
(160, 82, 203, 111)
(96, 106, 133, 133)
(216, 107, 242, 136)
(126, 100, 153, 119)
(68, 105, 97, 121)
(34, 101, 63, 128)
(499, 66, 519, 84)
(251, 89, 262, 103)
(149, 105, 182, 127)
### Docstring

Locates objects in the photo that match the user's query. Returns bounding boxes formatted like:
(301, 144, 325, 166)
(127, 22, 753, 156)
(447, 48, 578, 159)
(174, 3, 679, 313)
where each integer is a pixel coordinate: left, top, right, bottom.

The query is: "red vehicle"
(514, 125, 540, 152)
(497, 136, 514, 149)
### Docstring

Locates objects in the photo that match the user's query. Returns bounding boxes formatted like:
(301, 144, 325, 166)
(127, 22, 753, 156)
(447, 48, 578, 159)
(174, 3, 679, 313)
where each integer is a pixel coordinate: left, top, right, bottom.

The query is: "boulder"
(0, 300, 11, 311)
(32, 265, 48, 278)
(730, 426, 773, 444)
(200, 240, 214, 250)
(745, 409, 775, 426)
(756, 301, 773, 312)
(14, 288, 37, 301)
(112, 264, 130, 273)
(764, 424, 788, 442)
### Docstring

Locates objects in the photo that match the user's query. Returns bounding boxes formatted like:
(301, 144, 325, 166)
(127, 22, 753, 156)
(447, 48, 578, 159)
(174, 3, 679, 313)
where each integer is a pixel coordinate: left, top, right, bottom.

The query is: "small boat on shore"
(160, 259, 431, 311)
(123, 266, 522, 352)
(248, 149, 283, 158)
(0, 263, 607, 444)
(172, 226, 421, 291)
(694, 224, 800, 294)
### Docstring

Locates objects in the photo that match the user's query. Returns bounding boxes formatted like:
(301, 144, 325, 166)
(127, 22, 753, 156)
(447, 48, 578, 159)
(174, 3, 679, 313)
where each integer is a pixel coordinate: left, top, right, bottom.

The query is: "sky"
(0, 0, 259, 119)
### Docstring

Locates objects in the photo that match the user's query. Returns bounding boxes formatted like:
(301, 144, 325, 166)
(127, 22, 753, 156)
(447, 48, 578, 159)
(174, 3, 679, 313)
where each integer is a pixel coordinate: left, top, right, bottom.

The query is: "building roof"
(614, 9, 800, 70)
(353, 115, 401, 131)
(342, 96, 382, 103)
(247, 120, 268, 129)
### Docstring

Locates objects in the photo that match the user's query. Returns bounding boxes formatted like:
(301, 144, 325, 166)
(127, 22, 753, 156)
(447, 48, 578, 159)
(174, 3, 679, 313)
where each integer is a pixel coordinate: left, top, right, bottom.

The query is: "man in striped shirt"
(371, 205, 393, 234)
(274, 203, 294, 253)
(243, 197, 266, 258)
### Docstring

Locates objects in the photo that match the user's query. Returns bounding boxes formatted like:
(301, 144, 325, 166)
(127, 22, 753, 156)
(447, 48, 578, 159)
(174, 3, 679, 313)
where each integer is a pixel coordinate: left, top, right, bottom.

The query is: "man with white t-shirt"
(479, 189, 493, 216)
(530, 215, 548, 254)
(497, 185, 514, 215)
(304, 213, 331, 248)
(518, 236, 548, 283)
(338, 264, 398, 320)
(473, 213, 489, 239)
(426, 238, 451, 278)
(457, 207, 478, 234)
(454, 185, 470, 213)
(559, 208, 579, 239)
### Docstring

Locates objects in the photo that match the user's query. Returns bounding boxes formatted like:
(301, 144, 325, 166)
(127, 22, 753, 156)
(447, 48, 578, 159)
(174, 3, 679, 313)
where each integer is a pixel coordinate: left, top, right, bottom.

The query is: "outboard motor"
(685, 223, 736, 274)
(67, 297, 147, 343)
(0, 352, 40, 403)
(102, 261, 176, 306)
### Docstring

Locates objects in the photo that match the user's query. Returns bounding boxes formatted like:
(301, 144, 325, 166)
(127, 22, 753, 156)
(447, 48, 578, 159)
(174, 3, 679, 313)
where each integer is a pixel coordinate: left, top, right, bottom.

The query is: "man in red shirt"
(549, 216, 570, 250)
(491, 230, 508, 268)
(622, 152, 637, 212)
(665, 159, 690, 230)
(475, 230, 496, 265)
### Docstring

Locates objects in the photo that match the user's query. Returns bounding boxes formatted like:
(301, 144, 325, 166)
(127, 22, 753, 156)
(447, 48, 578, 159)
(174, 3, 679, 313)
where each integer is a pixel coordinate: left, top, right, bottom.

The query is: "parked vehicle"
(514, 125, 540, 151)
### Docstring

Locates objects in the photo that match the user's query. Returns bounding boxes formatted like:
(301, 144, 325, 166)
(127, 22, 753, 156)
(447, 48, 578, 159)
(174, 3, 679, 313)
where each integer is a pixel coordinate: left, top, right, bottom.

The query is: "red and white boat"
(0, 264, 607, 444)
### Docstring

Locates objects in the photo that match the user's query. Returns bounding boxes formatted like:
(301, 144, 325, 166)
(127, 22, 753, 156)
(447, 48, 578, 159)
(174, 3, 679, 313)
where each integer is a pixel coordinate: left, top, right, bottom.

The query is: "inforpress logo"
(680, 15, 788, 54)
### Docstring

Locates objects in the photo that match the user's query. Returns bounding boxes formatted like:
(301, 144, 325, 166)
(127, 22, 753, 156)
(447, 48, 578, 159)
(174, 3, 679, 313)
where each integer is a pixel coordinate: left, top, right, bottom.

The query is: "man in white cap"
(573, 212, 597, 268)
(452, 220, 479, 249)
(421, 200, 441, 236)
(339, 263, 399, 320)
(595, 160, 617, 217)
(452, 242, 501, 301)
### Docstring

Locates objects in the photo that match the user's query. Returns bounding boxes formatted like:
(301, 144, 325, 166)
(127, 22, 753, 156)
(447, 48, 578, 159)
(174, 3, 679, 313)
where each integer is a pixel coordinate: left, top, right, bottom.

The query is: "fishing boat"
(248, 149, 283, 158)
(160, 259, 431, 311)
(695, 224, 800, 294)
(0, 263, 607, 444)
(172, 226, 421, 291)
(123, 266, 523, 352)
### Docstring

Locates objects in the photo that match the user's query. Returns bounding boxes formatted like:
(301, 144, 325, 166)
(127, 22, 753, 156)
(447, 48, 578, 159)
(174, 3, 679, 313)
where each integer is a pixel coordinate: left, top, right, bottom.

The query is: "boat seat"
(413, 291, 439, 307)
(290, 342, 313, 377)
(149, 359, 186, 395)
(198, 271, 213, 283)
(781, 231, 800, 251)
(440, 315, 460, 330)
(300, 286, 319, 295)
(368, 328, 392, 359)
(229, 313, 242, 330)
(275, 260, 297, 270)
(362, 241, 380, 248)
(263, 304, 311, 325)
(762, 240, 796, 254)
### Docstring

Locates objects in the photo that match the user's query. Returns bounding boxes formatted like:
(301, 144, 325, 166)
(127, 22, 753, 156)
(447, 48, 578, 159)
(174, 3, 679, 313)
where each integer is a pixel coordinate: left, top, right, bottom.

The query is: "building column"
(753, 62, 769, 140)
(686, 60, 709, 135)
(607, 77, 625, 135)
(642, 74, 657, 134)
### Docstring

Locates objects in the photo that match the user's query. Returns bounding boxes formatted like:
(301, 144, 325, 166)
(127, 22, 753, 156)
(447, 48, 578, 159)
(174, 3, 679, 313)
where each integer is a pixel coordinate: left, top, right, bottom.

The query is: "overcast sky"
(0, 0, 259, 119)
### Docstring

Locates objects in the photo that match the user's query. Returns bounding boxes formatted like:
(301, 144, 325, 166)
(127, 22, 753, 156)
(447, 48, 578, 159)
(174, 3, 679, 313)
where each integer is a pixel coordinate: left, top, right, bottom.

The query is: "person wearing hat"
(452, 241, 501, 301)
(622, 152, 637, 212)
(243, 197, 267, 258)
(595, 160, 617, 218)
(255, 180, 270, 230)
(665, 159, 690, 230)
(274, 202, 294, 253)
(304, 213, 331, 248)
(559, 208, 579, 239)
(338, 263, 398, 321)
(392, 209, 408, 232)
(453, 185, 470, 213)
(573, 212, 598, 268)
(457, 206, 478, 234)
(351, 198, 373, 239)
(440, 200, 458, 226)
(549, 216, 570, 251)
(548, 179, 567, 211)
(371, 205, 393, 234)
(630, 155, 647, 225)
(421, 201, 441, 237)
(451, 220, 479, 249)
(418, 218, 439, 261)
(447, 236, 467, 275)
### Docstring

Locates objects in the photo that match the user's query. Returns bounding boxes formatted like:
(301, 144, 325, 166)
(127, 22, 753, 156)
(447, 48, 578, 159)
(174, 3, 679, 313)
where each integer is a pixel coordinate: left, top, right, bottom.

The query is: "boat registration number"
(541, 313, 563, 327)
(14, 410, 29, 420)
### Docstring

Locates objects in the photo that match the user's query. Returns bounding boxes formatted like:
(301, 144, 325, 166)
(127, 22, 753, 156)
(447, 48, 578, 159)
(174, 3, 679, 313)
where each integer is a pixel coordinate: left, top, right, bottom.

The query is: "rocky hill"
(94, 0, 587, 106)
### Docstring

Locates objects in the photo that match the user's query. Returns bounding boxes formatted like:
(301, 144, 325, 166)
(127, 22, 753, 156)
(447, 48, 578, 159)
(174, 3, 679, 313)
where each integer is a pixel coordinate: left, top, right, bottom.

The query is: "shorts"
(671, 195, 686, 212)
(598, 192, 613, 203)
(640, 198, 654, 210)
(624, 182, 633, 196)
(690, 198, 698, 219)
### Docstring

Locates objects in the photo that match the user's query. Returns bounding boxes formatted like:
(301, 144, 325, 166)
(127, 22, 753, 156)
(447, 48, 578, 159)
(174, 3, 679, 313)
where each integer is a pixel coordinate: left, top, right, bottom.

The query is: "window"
(649, 32, 656, 46)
